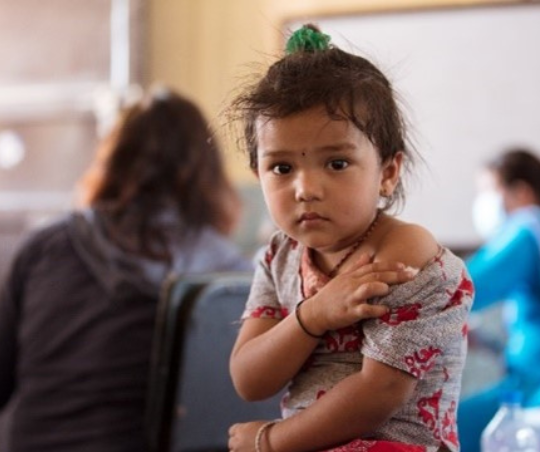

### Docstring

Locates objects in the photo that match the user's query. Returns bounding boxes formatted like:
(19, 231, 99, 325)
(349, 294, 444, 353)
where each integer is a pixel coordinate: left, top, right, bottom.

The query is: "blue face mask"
(472, 191, 507, 240)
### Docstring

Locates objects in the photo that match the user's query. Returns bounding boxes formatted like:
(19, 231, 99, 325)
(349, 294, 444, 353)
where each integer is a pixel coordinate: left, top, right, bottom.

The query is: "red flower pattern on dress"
(417, 389, 442, 439)
(444, 270, 473, 310)
(251, 306, 288, 319)
(380, 303, 422, 326)
(404, 346, 442, 378)
(443, 366, 450, 382)
(441, 401, 459, 447)
(324, 326, 363, 353)
(288, 237, 299, 249)
(264, 241, 278, 266)
(433, 252, 447, 280)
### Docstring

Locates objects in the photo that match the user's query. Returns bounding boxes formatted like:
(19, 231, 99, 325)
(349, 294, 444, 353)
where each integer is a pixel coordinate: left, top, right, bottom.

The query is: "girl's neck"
(312, 210, 382, 278)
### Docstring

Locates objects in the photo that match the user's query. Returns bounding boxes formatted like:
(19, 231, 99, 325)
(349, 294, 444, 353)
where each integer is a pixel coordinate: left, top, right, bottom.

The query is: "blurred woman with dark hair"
(0, 87, 250, 452)
(459, 147, 540, 452)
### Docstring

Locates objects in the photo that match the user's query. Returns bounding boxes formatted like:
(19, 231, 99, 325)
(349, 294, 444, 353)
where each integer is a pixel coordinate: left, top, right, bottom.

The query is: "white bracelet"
(255, 420, 279, 452)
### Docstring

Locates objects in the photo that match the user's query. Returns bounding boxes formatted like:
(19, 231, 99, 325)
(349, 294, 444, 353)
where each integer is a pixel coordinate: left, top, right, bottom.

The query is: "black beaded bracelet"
(295, 299, 324, 339)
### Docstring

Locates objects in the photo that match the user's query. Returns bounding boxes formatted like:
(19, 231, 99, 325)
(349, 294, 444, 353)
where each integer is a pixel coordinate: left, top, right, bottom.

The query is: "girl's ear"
(252, 167, 260, 179)
(380, 151, 403, 196)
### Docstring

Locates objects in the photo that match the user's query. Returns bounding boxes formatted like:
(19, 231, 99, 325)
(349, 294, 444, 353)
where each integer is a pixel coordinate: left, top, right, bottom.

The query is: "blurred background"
(1, 0, 539, 284)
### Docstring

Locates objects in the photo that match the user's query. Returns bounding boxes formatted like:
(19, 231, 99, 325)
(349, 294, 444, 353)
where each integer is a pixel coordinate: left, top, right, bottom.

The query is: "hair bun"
(285, 23, 331, 55)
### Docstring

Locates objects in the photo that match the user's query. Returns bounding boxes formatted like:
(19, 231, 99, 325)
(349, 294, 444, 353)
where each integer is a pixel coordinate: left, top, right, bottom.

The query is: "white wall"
(291, 4, 540, 248)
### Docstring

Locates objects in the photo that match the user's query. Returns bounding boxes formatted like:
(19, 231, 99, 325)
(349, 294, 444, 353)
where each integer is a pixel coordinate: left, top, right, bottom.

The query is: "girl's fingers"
(353, 267, 418, 287)
(354, 281, 392, 300)
(323, 259, 420, 326)
(354, 302, 388, 320)
(348, 252, 373, 270)
(352, 282, 390, 320)
(346, 260, 410, 278)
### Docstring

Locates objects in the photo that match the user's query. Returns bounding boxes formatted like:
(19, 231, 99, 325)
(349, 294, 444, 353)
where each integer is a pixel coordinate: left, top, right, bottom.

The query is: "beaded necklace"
(327, 210, 381, 278)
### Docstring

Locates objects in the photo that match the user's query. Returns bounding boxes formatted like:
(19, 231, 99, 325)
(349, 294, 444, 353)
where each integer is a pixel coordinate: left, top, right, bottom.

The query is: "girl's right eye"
(272, 163, 292, 175)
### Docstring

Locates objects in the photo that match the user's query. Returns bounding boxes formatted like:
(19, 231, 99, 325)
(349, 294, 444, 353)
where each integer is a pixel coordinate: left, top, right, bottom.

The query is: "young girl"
(228, 25, 473, 452)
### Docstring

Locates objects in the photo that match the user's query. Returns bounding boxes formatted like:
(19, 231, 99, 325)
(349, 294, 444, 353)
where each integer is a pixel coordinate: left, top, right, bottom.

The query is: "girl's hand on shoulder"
(300, 255, 418, 335)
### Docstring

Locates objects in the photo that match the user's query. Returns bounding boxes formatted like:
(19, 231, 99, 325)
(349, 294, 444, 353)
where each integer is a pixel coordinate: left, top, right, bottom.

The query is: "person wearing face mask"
(458, 147, 540, 452)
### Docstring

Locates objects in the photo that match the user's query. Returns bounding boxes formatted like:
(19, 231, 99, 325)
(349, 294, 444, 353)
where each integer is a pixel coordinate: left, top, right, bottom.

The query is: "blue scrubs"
(458, 206, 540, 452)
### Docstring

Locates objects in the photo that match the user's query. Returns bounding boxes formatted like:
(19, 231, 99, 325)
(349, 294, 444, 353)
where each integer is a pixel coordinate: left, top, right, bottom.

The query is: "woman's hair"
(230, 24, 415, 211)
(79, 87, 241, 260)
(487, 147, 540, 204)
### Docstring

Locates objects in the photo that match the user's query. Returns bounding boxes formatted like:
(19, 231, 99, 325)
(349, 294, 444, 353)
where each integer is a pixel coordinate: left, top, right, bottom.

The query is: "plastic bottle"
(481, 391, 540, 452)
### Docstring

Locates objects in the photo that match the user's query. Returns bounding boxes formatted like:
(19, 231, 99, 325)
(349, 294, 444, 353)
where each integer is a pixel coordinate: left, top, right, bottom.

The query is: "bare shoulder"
(373, 215, 440, 270)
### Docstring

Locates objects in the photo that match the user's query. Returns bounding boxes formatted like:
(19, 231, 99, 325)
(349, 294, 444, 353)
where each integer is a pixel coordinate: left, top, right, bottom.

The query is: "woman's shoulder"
(5, 215, 73, 280)
(18, 215, 72, 254)
(181, 226, 253, 272)
(374, 215, 440, 270)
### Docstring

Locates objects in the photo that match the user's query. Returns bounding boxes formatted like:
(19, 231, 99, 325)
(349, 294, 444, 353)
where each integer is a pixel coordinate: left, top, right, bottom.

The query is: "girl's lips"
(299, 212, 326, 222)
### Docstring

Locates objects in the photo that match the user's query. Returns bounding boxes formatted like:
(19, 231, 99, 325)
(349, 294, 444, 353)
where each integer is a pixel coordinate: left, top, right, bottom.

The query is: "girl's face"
(255, 106, 402, 255)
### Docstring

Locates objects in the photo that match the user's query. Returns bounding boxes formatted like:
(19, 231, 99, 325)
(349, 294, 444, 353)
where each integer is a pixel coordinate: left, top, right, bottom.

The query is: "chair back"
(146, 272, 282, 452)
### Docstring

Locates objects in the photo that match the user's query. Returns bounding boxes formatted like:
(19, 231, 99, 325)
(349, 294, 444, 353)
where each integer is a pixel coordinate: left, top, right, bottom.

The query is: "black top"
(0, 210, 250, 452)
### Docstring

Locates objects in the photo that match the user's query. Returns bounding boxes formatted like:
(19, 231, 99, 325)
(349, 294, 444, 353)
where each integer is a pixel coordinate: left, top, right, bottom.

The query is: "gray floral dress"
(242, 232, 473, 452)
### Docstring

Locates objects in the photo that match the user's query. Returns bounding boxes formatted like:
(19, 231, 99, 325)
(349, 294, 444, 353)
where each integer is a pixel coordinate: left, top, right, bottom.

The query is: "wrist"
(256, 420, 279, 452)
(295, 298, 325, 338)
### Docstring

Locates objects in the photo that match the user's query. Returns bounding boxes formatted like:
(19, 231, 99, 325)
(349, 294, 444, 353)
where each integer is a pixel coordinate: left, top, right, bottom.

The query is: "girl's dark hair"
(230, 24, 414, 211)
(79, 87, 241, 260)
(487, 147, 540, 203)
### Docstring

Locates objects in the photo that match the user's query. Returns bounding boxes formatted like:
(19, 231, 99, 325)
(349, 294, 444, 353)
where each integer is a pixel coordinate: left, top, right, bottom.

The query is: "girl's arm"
(271, 357, 417, 451)
(230, 260, 417, 401)
(230, 315, 321, 401)
(229, 357, 417, 452)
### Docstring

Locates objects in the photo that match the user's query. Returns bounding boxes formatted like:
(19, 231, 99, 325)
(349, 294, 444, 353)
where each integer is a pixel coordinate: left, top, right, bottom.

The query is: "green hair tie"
(285, 24, 331, 55)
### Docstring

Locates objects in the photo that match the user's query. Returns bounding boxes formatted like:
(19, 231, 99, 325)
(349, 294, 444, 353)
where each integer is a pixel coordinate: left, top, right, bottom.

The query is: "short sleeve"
(361, 252, 473, 379)
(241, 234, 289, 321)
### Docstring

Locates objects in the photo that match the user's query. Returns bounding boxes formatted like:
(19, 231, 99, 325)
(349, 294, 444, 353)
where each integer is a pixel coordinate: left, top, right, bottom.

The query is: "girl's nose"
(294, 172, 322, 202)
